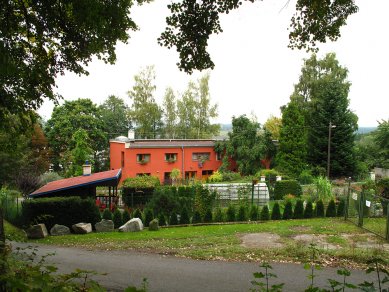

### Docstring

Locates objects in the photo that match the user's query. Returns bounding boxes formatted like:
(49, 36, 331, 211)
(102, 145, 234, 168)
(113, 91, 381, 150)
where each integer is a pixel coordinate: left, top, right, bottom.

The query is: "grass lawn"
(4, 220, 27, 242)
(25, 218, 389, 268)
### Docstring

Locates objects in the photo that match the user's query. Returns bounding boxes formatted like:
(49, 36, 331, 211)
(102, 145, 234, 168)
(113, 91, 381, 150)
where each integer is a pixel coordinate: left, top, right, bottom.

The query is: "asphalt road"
(10, 241, 377, 292)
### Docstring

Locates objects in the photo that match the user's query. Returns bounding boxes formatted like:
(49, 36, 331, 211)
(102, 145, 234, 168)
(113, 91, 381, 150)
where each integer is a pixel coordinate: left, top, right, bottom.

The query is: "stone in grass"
(119, 218, 143, 232)
(26, 224, 48, 239)
(72, 223, 92, 234)
(148, 219, 159, 231)
(95, 219, 114, 233)
(50, 224, 71, 236)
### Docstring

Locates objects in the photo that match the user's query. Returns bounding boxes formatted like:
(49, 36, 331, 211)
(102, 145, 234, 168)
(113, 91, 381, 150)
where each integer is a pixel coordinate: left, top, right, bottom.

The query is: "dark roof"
(29, 169, 122, 198)
(110, 138, 217, 148)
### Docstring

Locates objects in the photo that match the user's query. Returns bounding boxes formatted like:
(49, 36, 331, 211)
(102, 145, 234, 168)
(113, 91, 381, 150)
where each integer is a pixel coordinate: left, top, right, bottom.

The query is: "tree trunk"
(0, 207, 5, 255)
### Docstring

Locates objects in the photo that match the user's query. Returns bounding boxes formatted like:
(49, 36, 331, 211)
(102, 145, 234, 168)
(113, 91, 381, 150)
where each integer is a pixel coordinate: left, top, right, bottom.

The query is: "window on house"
(165, 153, 177, 162)
(121, 151, 125, 167)
(136, 154, 150, 163)
(136, 173, 150, 176)
(192, 152, 210, 161)
(216, 152, 222, 161)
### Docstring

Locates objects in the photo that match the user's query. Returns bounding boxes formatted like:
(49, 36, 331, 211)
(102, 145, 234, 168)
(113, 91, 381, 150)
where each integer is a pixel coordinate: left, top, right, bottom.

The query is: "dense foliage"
(274, 180, 302, 200)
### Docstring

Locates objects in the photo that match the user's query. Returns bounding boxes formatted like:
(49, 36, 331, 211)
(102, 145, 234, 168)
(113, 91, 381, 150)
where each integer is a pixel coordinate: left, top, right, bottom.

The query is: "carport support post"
(386, 203, 389, 241)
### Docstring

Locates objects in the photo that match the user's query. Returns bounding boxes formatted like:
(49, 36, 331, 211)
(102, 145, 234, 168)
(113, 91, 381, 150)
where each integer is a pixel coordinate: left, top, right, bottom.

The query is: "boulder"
(50, 224, 71, 236)
(148, 219, 159, 231)
(118, 218, 143, 232)
(26, 224, 48, 239)
(95, 219, 114, 233)
(72, 223, 92, 234)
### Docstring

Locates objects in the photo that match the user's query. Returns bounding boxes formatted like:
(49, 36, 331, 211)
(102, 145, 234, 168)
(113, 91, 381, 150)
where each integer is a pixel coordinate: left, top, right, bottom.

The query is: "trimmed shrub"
(203, 209, 213, 223)
(283, 201, 293, 220)
(274, 180, 302, 200)
(169, 212, 178, 225)
(293, 200, 304, 219)
(122, 209, 131, 223)
(237, 205, 248, 222)
(249, 205, 259, 221)
(112, 209, 122, 228)
(21, 196, 100, 230)
(158, 213, 166, 226)
(132, 208, 142, 219)
(192, 210, 202, 224)
(298, 170, 314, 185)
(326, 199, 337, 217)
(180, 207, 190, 224)
(145, 187, 179, 217)
(304, 201, 314, 218)
(271, 202, 281, 220)
(122, 175, 160, 188)
(143, 209, 154, 227)
(337, 198, 346, 217)
(214, 208, 224, 222)
(221, 171, 241, 182)
(315, 200, 325, 217)
(226, 204, 236, 222)
(260, 205, 270, 221)
(102, 208, 112, 220)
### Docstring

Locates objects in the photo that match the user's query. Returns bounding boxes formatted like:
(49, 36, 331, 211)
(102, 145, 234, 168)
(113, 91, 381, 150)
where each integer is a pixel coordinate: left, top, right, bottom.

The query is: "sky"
(39, 0, 389, 127)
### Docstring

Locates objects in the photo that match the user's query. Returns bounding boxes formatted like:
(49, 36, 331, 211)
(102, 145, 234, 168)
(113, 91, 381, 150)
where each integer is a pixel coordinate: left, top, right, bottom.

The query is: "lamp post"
(327, 121, 336, 178)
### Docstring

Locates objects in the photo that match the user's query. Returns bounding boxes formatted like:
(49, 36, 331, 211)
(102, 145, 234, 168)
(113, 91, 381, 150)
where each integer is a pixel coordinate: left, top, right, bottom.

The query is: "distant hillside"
(357, 127, 376, 134)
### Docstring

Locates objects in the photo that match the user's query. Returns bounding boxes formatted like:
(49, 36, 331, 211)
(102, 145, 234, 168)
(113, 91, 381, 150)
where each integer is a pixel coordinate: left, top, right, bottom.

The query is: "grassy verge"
(4, 220, 27, 242)
(24, 218, 389, 268)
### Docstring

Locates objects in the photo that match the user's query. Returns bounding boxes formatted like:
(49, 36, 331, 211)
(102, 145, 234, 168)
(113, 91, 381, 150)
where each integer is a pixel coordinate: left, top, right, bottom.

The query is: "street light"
(327, 121, 336, 178)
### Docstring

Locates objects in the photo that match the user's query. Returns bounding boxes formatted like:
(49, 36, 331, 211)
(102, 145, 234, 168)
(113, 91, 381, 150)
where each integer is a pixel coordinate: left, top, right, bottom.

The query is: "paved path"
(10, 241, 377, 292)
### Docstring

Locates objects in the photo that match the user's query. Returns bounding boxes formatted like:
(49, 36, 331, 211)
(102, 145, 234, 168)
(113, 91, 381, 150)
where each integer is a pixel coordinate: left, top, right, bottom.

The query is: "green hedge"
(274, 180, 302, 200)
(122, 175, 160, 188)
(21, 196, 101, 230)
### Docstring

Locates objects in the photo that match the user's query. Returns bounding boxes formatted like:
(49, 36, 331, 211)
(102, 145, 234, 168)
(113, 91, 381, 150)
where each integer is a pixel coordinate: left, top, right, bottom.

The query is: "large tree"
(162, 87, 178, 139)
(100, 95, 131, 139)
(45, 99, 106, 173)
(374, 119, 389, 168)
(128, 66, 163, 139)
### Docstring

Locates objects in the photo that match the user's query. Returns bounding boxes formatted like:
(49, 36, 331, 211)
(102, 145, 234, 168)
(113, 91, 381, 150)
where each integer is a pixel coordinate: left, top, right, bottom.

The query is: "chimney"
(128, 129, 135, 140)
(83, 160, 92, 176)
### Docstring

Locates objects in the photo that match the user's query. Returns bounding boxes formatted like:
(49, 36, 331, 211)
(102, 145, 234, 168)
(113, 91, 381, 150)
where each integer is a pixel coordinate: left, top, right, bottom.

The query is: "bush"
(145, 187, 179, 217)
(192, 210, 202, 224)
(122, 209, 131, 223)
(337, 198, 346, 217)
(304, 201, 314, 218)
(133, 208, 142, 219)
(39, 172, 63, 186)
(260, 205, 270, 221)
(102, 208, 112, 220)
(180, 207, 190, 224)
(298, 170, 314, 185)
(112, 209, 122, 228)
(274, 180, 302, 200)
(143, 209, 154, 227)
(257, 169, 279, 184)
(314, 176, 333, 202)
(208, 170, 223, 183)
(221, 171, 241, 182)
(283, 201, 293, 220)
(293, 200, 304, 219)
(315, 200, 325, 217)
(21, 196, 101, 230)
(226, 204, 236, 222)
(121, 176, 160, 207)
(271, 202, 281, 220)
(249, 205, 259, 221)
(169, 212, 178, 225)
(326, 199, 337, 217)
(122, 175, 160, 188)
(203, 209, 213, 223)
(237, 205, 248, 221)
(214, 208, 224, 222)
(158, 213, 166, 226)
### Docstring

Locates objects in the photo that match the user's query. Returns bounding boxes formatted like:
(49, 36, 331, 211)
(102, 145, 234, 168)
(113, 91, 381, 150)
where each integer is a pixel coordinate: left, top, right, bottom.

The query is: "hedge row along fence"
(273, 180, 302, 200)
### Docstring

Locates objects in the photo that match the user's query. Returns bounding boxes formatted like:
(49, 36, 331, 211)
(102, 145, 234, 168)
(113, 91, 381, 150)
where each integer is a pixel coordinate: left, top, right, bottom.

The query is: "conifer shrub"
(271, 202, 281, 220)
(180, 207, 190, 224)
(158, 213, 166, 226)
(260, 205, 270, 221)
(293, 199, 304, 219)
(132, 208, 142, 219)
(249, 205, 259, 221)
(283, 201, 293, 220)
(102, 208, 113, 220)
(213, 208, 224, 222)
(169, 212, 178, 225)
(226, 204, 236, 222)
(315, 200, 325, 217)
(274, 180, 302, 200)
(203, 209, 213, 223)
(112, 209, 122, 228)
(237, 205, 248, 221)
(326, 199, 337, 217)
(337, 198, 346, 217)
(192, 210, 202, 224)
(143, 209, 154, 227)
(122, 209, 131, 223)
(304, 201, 314, 218)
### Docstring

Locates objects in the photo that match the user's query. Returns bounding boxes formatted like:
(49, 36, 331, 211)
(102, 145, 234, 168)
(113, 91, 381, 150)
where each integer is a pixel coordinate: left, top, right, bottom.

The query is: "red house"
(110, 133, 223, 184)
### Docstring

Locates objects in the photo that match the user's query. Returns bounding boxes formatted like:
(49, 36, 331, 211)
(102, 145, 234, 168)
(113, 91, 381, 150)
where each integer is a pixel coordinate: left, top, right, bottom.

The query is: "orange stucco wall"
(110, 141, 222, 184)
